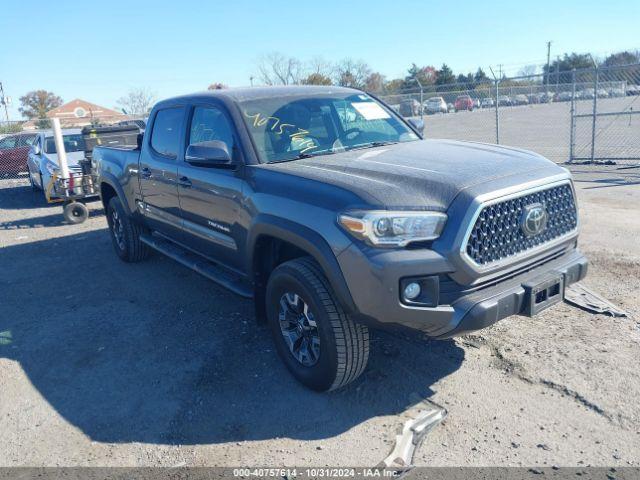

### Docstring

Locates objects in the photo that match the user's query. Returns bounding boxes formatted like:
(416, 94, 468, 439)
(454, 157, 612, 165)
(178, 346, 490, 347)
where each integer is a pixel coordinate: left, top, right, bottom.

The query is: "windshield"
(44, 134, 85, 154)
(238, 92, 419, 163)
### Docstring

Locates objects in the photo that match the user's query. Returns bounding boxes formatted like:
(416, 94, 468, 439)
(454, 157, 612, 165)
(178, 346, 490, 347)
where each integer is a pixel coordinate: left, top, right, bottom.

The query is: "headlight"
(338, 211, 447, 247)
(44, 161, 59, 175)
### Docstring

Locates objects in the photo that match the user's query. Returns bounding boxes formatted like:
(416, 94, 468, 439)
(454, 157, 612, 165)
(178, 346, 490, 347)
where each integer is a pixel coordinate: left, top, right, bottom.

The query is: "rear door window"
(150, 107, 183, 158)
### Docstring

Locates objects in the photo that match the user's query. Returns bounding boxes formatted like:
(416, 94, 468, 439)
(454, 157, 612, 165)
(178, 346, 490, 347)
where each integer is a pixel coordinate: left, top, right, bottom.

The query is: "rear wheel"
(106, 196, 150, 262)
(266, 257, 369, 391)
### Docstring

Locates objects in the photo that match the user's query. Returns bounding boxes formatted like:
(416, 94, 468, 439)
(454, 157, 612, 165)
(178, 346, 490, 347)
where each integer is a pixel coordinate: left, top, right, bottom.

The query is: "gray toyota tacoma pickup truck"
(94, 85, 587, 391)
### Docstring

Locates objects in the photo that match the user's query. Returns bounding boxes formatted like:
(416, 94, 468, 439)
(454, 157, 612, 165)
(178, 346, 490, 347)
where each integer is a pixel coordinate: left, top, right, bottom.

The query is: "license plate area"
(522, 273, 564, 316)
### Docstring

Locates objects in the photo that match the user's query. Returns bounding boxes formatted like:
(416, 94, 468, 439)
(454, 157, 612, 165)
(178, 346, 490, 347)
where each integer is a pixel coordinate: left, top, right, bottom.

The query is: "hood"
(262, 139, 566, 210)
(44, 151, 85, 167)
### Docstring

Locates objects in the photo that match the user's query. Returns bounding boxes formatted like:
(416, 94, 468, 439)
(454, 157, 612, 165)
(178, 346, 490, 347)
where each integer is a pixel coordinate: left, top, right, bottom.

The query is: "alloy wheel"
(111, 209, 125, 251)
(278, 292, 320, 367)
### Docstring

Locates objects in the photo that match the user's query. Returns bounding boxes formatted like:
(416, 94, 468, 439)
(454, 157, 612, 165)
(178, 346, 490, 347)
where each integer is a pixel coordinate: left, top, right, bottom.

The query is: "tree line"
(11, 49, 640, 124)
(253, 49, 640, 93)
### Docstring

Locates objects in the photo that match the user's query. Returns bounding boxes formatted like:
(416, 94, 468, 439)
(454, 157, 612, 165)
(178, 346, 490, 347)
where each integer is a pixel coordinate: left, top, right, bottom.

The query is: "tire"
(266, 257, 369, 391)
(29, 170, 37, 191)
(63, 201, 89, 224)
(106, 196, 150, 262)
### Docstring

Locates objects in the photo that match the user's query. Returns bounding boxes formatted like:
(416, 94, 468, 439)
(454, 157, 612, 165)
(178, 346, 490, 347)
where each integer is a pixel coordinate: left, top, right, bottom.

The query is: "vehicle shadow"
(0, 229, 464, 445)
(0, 209, 105, 229)
(0, 183, 103, 211)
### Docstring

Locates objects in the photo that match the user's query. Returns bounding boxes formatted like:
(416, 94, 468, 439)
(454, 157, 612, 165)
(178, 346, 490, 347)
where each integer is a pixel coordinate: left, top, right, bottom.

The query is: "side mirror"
(185, 140, 233, 167)
(32, 144, 41, 156)
(408, 118, 425, 136)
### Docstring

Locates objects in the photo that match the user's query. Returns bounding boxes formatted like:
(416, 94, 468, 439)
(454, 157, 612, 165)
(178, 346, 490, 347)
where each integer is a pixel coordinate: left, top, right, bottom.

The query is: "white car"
(424, 96, 448, 114)
(480, 98, 495, 108)
(27, 128, 87, 198)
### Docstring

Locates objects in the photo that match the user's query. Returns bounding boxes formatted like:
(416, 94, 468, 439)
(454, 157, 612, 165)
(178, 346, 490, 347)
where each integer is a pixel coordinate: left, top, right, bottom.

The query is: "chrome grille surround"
(462, 181, 578, 267)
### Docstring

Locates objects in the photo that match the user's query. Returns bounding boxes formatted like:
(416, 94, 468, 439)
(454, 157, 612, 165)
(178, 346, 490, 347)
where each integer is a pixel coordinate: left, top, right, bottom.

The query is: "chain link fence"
(2, 64, 639, 186)
(0, 114, 146, 184)
(377, 63, 640, 165)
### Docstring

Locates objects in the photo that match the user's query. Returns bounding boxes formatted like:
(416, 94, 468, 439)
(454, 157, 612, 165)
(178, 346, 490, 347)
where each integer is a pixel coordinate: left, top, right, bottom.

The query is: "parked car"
(580, 89, 595, 100)
(424, 96, 448, 114)
(596, 89, 609, 98)
(512, 94, 529, 106)
(608, 87, 625, 97)
(94, 85, 587, 391)
(454, 95, 474, 111)
(399, 99, 421, 117)
(480, 98, 495, 108)
(527, 93, 541, 104)
(26, 129, 87, 196)
(626, 85, 640, 96)
(447, 102, 455, 112)
(541, 92, 555, 103)
(555, 91, 574, 102)
(0, 133, 37, 175)
(473, 98, 481, 109)
(498, 95, 512, 106)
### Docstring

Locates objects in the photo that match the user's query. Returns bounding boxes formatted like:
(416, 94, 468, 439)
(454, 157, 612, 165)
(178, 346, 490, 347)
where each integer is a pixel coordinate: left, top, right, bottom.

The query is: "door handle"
(178, 176, 192, 188)
(140, 167, 152, 178)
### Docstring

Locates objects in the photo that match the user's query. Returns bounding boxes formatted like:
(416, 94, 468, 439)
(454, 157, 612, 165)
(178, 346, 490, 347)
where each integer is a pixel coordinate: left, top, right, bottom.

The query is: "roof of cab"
(157, 85, 363, 107)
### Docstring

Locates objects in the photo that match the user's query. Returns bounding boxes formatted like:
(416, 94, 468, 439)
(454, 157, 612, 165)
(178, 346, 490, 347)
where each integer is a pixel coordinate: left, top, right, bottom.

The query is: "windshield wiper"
(344, 141, 399, 152)
(269, 149, 336, 163)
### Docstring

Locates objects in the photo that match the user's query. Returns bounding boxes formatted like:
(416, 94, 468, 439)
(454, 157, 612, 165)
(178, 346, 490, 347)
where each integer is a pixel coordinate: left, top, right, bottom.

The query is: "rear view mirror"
(185, 140, 232, 167)
(408, 118, 425, 136)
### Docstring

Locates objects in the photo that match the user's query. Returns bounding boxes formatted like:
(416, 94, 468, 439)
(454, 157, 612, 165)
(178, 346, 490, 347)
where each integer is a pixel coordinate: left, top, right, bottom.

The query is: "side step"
(140, 233, 253, 298)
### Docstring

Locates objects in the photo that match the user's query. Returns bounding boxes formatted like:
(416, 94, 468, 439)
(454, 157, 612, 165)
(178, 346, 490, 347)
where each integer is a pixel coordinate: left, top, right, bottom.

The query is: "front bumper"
(337, 244, 587, 338)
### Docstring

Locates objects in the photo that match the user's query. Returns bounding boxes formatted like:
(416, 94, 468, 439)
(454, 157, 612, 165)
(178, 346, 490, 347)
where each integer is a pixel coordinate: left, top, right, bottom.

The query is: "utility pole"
(0, 82, 10, 122)
(546, 41, 552, 88)
(497, 64, 503, 79)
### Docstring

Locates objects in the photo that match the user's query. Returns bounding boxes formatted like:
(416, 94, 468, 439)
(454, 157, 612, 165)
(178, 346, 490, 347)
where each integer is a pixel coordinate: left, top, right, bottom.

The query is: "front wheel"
(266, 257, 369, 391)
(106, 196, 150, 262)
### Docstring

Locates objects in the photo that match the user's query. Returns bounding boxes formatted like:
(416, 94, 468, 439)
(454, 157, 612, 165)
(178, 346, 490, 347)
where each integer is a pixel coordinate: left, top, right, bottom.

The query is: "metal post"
(569, 69, 576, 163)
(590, 66, 598, 162)
(51, 118, 70, 180)
(415, 77, 424, 120)
(495, 79, 500, 144)
(0, 82, 9, 122)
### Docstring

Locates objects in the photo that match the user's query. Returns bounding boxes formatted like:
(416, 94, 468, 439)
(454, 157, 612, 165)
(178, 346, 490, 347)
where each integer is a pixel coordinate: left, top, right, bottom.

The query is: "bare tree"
(335, 58, 372, 89)
(517, 64, 538, 77)
(307, 56, 335, 78)
(256, 52, 303, 85)
(117, 87, 156, 115)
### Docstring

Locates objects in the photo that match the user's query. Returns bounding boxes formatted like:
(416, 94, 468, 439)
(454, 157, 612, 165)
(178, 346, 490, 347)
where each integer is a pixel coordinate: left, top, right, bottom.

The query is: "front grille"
(465, 183, 577, 265)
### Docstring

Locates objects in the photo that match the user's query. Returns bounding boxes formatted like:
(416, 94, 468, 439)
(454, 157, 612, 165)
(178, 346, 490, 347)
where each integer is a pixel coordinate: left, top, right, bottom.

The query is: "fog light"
(403, 282, 421, 301)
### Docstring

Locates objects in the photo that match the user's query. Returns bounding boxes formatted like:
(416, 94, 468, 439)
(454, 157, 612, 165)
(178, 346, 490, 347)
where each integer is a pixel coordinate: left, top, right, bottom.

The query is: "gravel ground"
(0, 164, 638, 467)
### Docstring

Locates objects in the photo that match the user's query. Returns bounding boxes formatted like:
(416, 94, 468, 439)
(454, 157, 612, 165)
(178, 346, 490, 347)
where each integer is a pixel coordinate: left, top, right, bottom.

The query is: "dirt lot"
(0, 164, 639, 468)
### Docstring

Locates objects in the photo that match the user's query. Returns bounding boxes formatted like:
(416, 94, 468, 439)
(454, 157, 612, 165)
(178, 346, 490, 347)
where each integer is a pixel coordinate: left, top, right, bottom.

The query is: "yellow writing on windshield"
(244, 111, 318, 154)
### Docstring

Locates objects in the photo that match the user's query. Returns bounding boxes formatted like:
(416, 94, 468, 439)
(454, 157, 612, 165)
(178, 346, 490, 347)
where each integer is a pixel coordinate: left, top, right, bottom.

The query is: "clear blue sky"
(1, 0, 638, 120)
